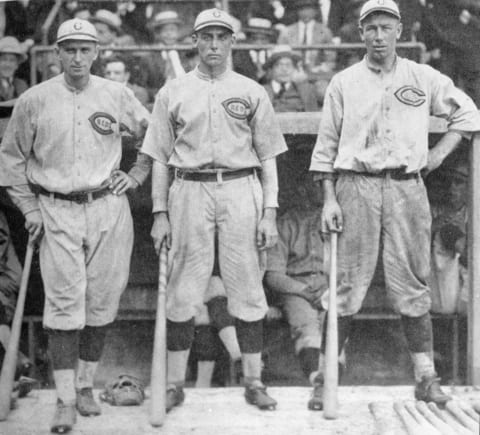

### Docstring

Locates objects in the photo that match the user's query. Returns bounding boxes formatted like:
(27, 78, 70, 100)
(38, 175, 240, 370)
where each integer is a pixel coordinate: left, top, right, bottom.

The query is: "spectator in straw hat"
(89, 9, 124, 47)
(138, 10, 189, 100)
(0, 36, 28, 110)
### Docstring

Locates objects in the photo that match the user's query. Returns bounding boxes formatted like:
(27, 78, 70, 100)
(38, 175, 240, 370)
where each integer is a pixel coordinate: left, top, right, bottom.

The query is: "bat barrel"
(323, 232, 338, 419)
(149, 242, 168, 427)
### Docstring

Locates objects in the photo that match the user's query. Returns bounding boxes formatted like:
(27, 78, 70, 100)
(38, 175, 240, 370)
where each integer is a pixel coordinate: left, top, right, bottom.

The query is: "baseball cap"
(359, 0, 401, 23)
(193, 8, 234, 33)
(56, 18, 99, 44)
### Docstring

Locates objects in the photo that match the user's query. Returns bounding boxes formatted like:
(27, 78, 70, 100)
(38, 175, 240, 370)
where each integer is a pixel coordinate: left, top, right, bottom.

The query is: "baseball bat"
(323, 231, 338, 419)
(445, 400, 479, 432)
(149, 242, 168, 427)
(0, 237, 34, 420)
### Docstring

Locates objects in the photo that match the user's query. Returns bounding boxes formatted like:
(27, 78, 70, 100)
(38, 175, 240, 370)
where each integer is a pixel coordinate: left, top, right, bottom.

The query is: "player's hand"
(24, 210, 43, 242)
(0, 276, 18, 295)
(109, 170, 139, 195)
(300, 286, 324, 310)
(257, 208, 278, 250)
(265, 306, 283, 321)
(151, 212, 171, 254)
(321, 199, 343, 233)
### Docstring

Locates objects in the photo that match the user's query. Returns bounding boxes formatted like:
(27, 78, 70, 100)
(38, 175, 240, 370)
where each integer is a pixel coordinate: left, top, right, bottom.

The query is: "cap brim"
(360, 8, 401, 22)
(57, 34, 99, 44)
(194, 21, 233, 33)
(89, 17, 122, 34)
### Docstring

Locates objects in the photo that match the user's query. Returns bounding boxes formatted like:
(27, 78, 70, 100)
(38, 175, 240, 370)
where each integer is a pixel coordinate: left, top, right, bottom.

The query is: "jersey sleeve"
(120, 86, 150, 139)
(140, 87, 176, 164)
(0, 94, 36, 186)
(429, 66, 480, 133)
(249, 86, 287, 161)
(310, 76, 343, 174)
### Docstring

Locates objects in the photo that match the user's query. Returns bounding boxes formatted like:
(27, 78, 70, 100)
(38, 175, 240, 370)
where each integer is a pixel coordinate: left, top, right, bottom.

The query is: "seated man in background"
(429, 159, 469, 315)
(263, 45, 318, 112)
(265, 172, 333, 411)
(103, 55, 149, 108)
(0, 207, 32, 382)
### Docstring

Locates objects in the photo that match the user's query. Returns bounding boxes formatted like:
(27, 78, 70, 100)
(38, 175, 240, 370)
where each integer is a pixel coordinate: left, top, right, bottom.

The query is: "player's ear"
(93, 43, 99, 61)
(396, 22, 403, 40)
(231, 33, 236, 44)
(358, 25, 365, 42)
(192, 32, 198, 46)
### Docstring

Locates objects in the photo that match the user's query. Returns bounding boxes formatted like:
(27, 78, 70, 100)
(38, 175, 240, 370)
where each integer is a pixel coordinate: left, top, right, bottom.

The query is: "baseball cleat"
(166, 385, 185, 412)
(414, 375, 451, 407)
(50, 399, 76, 434)
(244, 383, 277, 410)
(76, 388, 101, 416)
(308, 373, 324, 411)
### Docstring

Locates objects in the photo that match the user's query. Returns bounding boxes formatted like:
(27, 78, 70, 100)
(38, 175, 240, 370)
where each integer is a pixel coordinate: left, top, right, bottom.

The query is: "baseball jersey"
(310, 56, 480, 174)
(0, 73, 150, 213)
(141, 67, 287, 170)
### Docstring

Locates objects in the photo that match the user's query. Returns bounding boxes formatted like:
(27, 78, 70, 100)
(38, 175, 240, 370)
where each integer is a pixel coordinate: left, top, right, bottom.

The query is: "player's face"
(449, 175, 468, 209)
(104, 61, 129, 83)
(0, 53, 19, 79)
(56, 40, 99, 80)
(271, 57, 295, 83)
(194, 26, 234, 71)
(359, 13, 402, 66)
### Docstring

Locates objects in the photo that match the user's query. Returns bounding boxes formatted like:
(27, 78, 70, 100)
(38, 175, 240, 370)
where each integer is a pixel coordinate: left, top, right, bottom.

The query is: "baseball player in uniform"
(141, 8, 287, 411)
(0, 19, 149, 433)
(310, 0, 480, 409)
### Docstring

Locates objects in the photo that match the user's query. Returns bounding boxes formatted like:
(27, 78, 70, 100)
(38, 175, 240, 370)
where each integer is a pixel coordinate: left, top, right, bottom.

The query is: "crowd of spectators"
(0, 0, 475, 387)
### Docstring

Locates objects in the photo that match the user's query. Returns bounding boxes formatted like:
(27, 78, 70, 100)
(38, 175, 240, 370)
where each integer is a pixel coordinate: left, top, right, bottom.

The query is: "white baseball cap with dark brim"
(359, 0, 401, 23)
(56, 18, 99, 44)
(193, 8, 234, 33)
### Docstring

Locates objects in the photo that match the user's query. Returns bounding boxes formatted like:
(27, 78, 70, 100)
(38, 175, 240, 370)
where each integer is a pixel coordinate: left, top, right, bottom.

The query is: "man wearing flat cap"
(0, 18, 150, 433)
(310, 0, 480, 409)
(142, 7, 287, 412)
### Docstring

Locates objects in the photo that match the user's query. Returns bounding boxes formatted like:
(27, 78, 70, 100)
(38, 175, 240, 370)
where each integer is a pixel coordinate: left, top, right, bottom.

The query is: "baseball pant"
(330, 173, 432, 317)
(166, 174, 268, 322)
(282, 273, 326, 354)
(38, 193, 133, 330)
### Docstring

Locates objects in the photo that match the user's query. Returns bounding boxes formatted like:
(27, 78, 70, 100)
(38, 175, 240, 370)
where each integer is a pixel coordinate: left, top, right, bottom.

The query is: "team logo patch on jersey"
(221, 98, 251, 120)
(88, 112, 117, 135)
(394, 86, 426, 107)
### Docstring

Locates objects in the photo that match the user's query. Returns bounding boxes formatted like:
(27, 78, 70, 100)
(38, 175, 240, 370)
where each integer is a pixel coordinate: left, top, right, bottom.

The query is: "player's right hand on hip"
(24, 209, 43, 242)
(151, 212, 171, 254)
(321, 199, 343, 233)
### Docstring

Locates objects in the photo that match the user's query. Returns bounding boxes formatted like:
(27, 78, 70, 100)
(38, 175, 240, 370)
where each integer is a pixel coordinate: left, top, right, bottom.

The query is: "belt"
(342, 169, 420, 180)
(291, 271, 324, 277)
(175, 168, 256, 182)
(35, 185, 111, 204)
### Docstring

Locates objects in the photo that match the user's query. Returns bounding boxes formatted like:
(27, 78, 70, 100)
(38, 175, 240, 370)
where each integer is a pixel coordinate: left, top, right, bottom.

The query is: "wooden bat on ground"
(368, 402, 397, 435)
(427, 402, 473, 435)
(149, 242, 168, 427)
(0, 237, 34, 420)
(323, 231, 338, 419)
(445, 400, 479, 433)
(416, 401, 457, 435)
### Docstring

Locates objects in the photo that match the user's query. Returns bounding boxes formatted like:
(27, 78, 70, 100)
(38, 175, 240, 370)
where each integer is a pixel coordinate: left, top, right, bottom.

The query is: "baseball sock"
(167, 350, 191, 386)
(218, 326, 241, 361)
(298, 347, 321, 379)
(401, 313, 436, 382)
(75, 360, 98, 390)
(235, 318, 263, 385)
(49, 329, 79, 405)
(195, 361, 215, 388)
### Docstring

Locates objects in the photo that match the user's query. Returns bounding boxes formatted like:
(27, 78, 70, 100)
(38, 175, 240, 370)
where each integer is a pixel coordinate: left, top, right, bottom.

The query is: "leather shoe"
(414, 375, 451, 406)
(166, 385, 185, 412)
(76, 388, 101, 416)
(51, 399, 76, 434)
